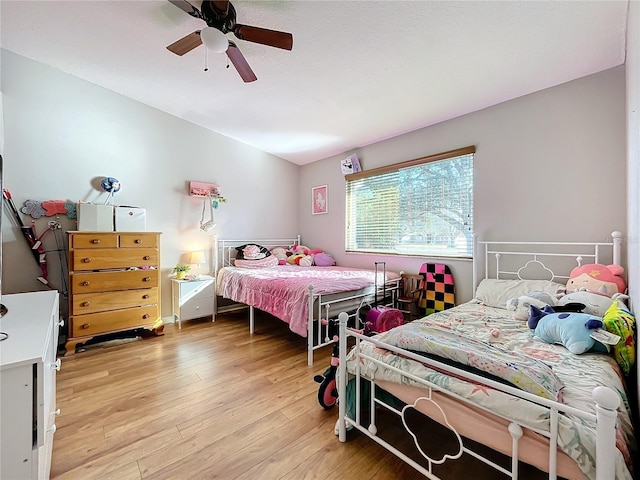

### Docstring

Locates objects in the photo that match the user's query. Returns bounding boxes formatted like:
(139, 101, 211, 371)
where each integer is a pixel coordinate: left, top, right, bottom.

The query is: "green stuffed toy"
(602, 299, 636, 375)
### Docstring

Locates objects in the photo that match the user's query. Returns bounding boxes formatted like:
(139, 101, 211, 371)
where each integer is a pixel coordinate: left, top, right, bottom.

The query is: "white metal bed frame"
(213, 235, 401, 366)
(337, 231, 628, 480)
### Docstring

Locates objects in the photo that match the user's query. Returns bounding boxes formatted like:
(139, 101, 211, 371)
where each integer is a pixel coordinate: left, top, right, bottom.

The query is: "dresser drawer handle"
(135, 239, 142, 244)
(53, 359, 61, 371)
(81, 301, 90, 307)
(91, 239, 100, 244)
(143, 256, 151, 261)
(82, 258, 91, 263)
(142, 294, 150, 299)
(143, 277, 151, 282)
(80, 281, 90, 287)
(81, 323, 90, 329)
(142, 314, 150, 319)
(58, 319, 65, 328)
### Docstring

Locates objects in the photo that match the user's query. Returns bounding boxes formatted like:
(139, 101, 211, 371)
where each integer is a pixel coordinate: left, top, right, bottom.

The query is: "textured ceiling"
(0, 1, 630, 165)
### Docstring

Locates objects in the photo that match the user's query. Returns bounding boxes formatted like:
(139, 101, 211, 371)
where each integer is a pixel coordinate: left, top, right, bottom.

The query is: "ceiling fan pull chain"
(204, 47, 209, 72)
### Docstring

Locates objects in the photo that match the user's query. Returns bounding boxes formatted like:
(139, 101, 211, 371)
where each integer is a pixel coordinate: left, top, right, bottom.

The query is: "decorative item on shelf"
(173, 263, 191, 280)
(190, 251, 207, 277)
(340, 153, 362, 175)
(189, 181, 227, 204)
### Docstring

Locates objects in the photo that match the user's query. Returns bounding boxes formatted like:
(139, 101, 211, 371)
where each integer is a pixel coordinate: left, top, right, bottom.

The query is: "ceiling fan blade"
(168, 0, 201, 18)
(233, 24, 293, 51)
(167, 31, 202, 56)
(227, 41, 257, 83)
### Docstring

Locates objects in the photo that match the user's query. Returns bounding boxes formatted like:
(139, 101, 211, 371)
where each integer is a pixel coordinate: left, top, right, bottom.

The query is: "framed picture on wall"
(312, 185, 328, 215)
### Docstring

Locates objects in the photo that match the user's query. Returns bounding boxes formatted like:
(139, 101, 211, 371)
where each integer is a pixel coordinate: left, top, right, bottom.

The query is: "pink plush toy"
(566, 264, 626, 297)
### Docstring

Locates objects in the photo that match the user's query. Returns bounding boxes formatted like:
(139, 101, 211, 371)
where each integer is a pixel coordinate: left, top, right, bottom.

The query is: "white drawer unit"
(0, 290, 61, 480)
(171, 276, 216, 329)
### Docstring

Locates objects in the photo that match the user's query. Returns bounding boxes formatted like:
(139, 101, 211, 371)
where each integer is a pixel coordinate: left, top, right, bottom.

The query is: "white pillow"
(475, 279, 564, 309)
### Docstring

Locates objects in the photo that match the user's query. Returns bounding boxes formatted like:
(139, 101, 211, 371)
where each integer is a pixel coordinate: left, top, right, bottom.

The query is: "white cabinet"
(0, 290, 60, 480)
(171, 276, 215, 329)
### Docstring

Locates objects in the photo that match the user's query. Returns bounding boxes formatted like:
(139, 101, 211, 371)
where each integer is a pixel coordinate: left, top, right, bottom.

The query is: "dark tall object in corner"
(0, 154, 5, 317)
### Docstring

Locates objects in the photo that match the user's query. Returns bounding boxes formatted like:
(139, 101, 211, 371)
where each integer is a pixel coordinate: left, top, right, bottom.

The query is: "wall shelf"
(189, 181, 220, 198)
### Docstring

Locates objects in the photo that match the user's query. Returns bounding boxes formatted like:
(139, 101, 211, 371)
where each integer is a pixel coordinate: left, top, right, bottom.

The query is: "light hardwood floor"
(51, 311, 422, 479)
(52, 311, 544, 480)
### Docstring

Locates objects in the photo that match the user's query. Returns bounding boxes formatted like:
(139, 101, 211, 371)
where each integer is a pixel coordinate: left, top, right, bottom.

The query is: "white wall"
(625, 0, 640, 416)
(1, 50, 300, 319)
(300, 67, 627, 303)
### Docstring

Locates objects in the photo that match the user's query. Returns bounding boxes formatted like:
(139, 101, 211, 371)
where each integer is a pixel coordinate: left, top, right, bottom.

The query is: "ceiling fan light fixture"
(200, 27, 228, 53)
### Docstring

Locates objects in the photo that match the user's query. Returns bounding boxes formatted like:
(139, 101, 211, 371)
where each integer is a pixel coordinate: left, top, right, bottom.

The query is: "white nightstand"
(171, 275, 216, 329)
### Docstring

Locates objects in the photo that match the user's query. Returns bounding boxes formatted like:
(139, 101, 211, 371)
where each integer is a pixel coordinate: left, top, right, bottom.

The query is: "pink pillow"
(234, 255, 278, 269)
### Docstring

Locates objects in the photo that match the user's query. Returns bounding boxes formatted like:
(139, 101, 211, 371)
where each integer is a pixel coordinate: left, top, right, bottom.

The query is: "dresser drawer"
(72, 270, 159, 293)
(119, 233, 158, 248)
(72, 288, 159, 315)
(178, 296, 214, 321)
(71, 305, 159, 337)
(71, 233, 118, 249)
(72, 248, 158, 271)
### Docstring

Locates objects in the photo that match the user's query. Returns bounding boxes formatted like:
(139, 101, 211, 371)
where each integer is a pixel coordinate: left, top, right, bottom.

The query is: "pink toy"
(566, 263, 626, 297)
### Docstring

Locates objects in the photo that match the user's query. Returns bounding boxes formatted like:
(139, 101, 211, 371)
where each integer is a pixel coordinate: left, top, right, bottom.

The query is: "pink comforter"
(216, 265, 400, 336)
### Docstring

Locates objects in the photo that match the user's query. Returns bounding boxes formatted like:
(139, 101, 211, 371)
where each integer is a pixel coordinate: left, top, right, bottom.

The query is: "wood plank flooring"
(51, 311, 534, 480)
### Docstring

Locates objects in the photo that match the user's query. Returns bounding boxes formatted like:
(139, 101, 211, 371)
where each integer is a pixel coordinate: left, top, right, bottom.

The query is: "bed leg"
(508, 423, 523, 480)
(249, 306, 255, 334)
(593, 386, 620, 480)
(338, 312, 349, 442)
(308, 284, 314, 367)
(212, 292, 217, 323)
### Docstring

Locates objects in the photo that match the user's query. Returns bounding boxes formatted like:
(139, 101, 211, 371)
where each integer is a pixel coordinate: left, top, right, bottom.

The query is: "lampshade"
(200, 27, 228, 53)
(190, 251, 206, 265)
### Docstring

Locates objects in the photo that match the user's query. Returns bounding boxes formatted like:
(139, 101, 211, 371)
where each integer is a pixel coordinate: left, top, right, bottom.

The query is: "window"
(345, 146, 475, 258)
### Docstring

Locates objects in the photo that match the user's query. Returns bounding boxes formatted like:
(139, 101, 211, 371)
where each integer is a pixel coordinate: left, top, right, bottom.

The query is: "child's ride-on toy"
(313, 317, 340, 409)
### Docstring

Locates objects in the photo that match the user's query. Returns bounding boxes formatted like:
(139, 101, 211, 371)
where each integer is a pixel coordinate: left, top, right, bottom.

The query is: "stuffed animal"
(528, 305, 604, 354)
(602, 298, 636, 375)
(506, 291, 558, 321)
(313, 252, 336, 266)
(270, 246, 290, 265)
(557, 291, 624, 317)
(287, 253, 305, 265)
(565, 264, 626, 297)
(291, 244, 311, 256)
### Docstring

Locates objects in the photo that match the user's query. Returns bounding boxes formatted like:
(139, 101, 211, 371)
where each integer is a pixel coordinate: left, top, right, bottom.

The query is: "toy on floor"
(313, 317, 340, 409)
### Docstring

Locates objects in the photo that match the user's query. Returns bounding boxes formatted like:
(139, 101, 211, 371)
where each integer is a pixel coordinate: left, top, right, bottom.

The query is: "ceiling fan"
(167, 0, 293, 83)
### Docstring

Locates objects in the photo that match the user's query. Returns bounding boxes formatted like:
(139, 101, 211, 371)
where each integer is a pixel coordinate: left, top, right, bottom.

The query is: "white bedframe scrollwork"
(213, 235, 401, 366)
(337, 231, 628, 480)
(213, 234, 302, 327)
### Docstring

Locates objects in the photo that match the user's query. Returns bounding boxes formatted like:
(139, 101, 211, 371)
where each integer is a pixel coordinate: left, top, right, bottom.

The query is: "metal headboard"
(214, 235, 301, 272)
(472, 231, 623, 296)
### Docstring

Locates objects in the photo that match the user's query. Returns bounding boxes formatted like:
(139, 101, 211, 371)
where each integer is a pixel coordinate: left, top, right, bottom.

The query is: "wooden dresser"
(65, 231, 163, 355)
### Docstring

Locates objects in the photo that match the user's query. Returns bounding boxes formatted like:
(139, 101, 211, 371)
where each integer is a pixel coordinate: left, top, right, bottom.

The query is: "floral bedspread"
(216, 265, 399, 336)
(346, 301, 636, 480)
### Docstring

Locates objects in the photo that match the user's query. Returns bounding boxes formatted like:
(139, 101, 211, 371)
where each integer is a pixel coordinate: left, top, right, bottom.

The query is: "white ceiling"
(0, 1, 630, 165)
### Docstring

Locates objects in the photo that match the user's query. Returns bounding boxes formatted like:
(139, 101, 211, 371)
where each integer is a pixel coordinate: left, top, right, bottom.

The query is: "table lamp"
(190, 250, 207, 277)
